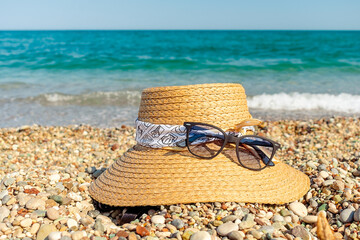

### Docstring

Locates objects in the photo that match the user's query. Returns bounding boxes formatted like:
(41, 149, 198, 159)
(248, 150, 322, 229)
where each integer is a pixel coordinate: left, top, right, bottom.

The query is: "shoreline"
(0, 116, 359, 239)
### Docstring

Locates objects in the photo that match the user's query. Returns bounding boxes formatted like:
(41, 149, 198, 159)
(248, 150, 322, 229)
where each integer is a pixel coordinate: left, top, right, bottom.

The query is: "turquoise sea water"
(0, 30, 360, 127)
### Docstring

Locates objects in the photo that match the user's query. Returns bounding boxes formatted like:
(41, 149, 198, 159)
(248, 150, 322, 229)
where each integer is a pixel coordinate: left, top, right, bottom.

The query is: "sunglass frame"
(183, 122, 281, 171)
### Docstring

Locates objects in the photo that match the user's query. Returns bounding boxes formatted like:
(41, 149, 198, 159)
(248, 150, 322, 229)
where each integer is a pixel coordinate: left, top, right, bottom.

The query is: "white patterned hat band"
(135, 119, 259, 148)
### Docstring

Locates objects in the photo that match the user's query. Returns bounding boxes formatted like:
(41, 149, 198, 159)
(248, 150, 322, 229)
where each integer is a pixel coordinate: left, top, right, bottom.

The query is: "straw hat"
(89, 83, 309, 206)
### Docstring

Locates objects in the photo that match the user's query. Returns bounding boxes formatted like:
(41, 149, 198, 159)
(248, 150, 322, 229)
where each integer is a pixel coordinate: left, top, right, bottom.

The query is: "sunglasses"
(176, 122, 281, 171)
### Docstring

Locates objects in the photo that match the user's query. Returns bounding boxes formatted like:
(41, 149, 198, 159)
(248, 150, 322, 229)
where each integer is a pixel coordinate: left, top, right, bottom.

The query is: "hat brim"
(89, 145, 310, 206)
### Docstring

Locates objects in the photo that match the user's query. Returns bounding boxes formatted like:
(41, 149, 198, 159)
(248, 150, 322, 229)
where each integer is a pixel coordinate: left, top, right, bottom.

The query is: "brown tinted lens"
(237, 136, 274, 170)
(188, 124, 225, 158)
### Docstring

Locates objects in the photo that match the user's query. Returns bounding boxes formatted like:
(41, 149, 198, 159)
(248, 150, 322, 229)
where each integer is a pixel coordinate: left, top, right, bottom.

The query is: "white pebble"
(67, 192, 82, 202)
(151, 215, 165, 224)
(67, 218, 78, 230)
(49, 174, 60, 182)
(302, 215, 318, 224)
(48, 231, 62, 240)
(289, 202, 308, 217)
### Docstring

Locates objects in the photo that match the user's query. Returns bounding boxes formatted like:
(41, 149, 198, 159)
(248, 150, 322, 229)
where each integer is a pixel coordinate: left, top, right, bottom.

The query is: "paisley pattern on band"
(135, 119, 257, 149)
(135, 119, 187, 148)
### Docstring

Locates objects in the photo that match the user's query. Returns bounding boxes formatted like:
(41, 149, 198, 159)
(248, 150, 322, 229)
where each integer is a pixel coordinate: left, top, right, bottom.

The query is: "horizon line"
(1, 29, 360, 31)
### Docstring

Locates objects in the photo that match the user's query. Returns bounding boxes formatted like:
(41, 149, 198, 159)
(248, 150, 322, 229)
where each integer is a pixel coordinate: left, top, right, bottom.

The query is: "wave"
(23, 91, 141, 106)
(0, 82, 30, 90)
(248, 92, 360, 113)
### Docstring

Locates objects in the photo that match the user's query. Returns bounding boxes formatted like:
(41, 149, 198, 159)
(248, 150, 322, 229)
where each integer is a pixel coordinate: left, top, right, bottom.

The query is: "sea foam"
(248, 92, 360, 113)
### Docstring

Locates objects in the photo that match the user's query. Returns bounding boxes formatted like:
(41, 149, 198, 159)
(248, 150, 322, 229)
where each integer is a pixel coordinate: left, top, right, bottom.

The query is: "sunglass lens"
(237, 136, 275, 170)
(187, 124, 225, 158)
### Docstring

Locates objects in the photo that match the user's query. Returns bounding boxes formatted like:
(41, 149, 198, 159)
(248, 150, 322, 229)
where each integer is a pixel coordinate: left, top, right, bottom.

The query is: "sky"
(1, 0, 360, 30)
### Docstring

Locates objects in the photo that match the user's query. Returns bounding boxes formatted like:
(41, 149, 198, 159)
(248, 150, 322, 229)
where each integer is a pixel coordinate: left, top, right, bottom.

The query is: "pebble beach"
(0, 116, 360, 240)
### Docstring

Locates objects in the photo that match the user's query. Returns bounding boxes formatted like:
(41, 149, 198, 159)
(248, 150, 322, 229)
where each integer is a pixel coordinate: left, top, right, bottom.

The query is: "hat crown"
(138, 83, 252, 130)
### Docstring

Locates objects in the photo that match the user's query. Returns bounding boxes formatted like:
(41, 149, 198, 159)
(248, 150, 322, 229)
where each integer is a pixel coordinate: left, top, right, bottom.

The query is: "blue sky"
(1, 0, 360, 30)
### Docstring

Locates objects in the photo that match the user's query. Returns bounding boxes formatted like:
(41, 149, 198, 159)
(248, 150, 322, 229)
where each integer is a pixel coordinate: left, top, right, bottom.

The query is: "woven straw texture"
(89, 83, 310, 206)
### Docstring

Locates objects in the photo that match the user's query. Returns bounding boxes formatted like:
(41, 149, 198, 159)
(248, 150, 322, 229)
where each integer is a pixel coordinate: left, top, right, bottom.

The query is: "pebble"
(222, 215, 238, 223)
(239, 214, 255, 229)
(20, 218, 33, 228)
(332, 180, 345, 191)
(291, 225, 310, 240)
(227, 231, 244, 240)
(80, 215, 95, 227)
(67, 218, 78, 230)
(190, 231, 211, 240)
(49, 195, 63, 204)
(289, 202, 308, 217)
(0, 206, 10, 221)
(136, 225, 150, 237)
(26, 198, 46, 210)
(258, 225, 274, 234)
(36, 224, 57, 240)
(67, 192, 82, 201)
(49, 174, 60, 182)
(216, 222, 239, 236)
(48, 231, 62, 240)
(302, 215, 318, 224)
(319, 171, 329, 179)
(1, 195, 10, 204)
(340, 208, 355, 223)
(47, 208, 60, 220)
(3, 177, 15, 186)
(171, 218, 185, 229)
(88, 210, 100, 218)
(272, 215, 284, 222)
(0, 190, 8, 199)
(71, 231, 86, 240)
(169, 205, 182, 213)
(94, 219, 105, 235)
(323, 179, 336, 186)
(151, 215, 165, 224)
(354, 209, 360, 222)
(30, 222, 40, 235)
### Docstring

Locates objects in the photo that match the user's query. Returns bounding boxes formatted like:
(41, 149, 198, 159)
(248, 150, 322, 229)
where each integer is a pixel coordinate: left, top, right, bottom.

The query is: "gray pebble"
(227, 231, 243, 240)
(49, 195, 63, 204)
(171, 218, 184, 229)
(0, 190, 8, 199)
(217, 222, 239, 236)
(1, 195, 10, 205)
(17, 181, 28, 187)
(32, 210, 46, 218)
(291, 225, 310, 240)
(92, 170, 103, 178)
(309, 199, 318, 208)
(317, 164, 327, 171)
(354, 209, 360, 222)
(238, 214, 255, 230)
(88, 210, 100, 218)
(340, 208, 355, 223)
(258, 225, 274, 234)
(221, 215, 238, 223)
(3, 177, 15, 187)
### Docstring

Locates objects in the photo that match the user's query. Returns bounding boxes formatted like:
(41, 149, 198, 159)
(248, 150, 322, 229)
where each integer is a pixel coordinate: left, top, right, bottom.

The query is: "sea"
(0, 30, 360, 128)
